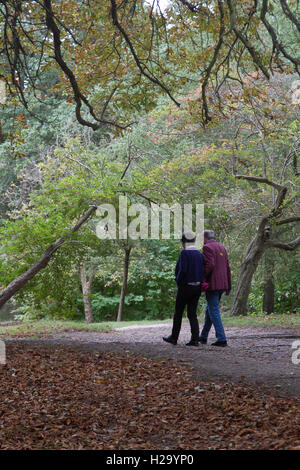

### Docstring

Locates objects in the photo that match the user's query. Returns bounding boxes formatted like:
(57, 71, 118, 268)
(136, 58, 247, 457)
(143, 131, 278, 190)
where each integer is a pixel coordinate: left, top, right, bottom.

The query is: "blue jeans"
(200, 290, 227, 342)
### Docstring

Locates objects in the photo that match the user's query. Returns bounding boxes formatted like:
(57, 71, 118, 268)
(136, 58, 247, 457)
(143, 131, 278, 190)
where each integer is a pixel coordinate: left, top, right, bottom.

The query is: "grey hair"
(203, 229, 215, 240)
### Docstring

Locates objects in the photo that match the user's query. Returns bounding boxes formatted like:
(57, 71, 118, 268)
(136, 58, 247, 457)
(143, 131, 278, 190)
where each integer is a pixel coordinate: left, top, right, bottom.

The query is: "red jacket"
(203, 240, 231, 293)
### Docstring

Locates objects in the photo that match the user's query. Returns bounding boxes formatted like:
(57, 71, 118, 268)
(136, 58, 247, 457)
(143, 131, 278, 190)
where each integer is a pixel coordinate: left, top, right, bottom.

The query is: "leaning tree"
(225, 76, 300, 315)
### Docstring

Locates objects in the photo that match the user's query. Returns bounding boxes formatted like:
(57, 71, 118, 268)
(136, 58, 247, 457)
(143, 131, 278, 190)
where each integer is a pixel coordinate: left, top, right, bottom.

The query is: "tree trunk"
(263, 254, 275, 314)
(117, 246, 131, 322)
(80, 262, 94, 324)
(0, 205, 97, 309)
(230, 175, 299, 316)
(231, 231, 267, 316)
(263, 277, 275, 314)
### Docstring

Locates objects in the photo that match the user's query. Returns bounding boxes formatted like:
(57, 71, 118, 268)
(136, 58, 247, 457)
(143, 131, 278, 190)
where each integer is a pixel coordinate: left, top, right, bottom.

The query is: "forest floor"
(2, 323, 300, 450)
(4, 322, 300, 396)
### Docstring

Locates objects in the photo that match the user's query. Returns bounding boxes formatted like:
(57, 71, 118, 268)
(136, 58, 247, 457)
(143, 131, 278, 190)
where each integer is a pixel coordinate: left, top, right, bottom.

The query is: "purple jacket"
(203, 240, 231, 293)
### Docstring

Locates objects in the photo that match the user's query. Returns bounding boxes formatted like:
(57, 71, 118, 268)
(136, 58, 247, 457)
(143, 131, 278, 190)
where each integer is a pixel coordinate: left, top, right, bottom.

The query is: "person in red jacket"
(199, 230, 231, 347)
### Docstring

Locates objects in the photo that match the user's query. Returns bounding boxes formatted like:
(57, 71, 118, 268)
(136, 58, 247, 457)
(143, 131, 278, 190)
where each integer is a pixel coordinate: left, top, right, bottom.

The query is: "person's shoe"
(186, 340, 199, 347)
(211, 341, 227, 347)
(198, 337, 207, 345)
(163, 335, 177, 345)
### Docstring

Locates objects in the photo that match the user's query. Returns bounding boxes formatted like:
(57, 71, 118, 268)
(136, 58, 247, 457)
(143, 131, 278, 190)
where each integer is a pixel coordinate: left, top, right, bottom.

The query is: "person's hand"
(225, 289, 230, 296)
(201, 282, 209, 291)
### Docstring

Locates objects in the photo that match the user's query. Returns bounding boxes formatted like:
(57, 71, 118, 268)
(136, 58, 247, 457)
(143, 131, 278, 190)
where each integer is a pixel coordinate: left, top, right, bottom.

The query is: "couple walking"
(163, 230, 231, 347)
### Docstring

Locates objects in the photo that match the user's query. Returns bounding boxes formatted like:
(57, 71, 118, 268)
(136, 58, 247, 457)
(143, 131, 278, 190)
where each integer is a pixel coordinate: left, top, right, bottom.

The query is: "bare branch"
(276, 217, 300, 226)
(64, 154, 98, 177)
(279, 0, 300, 33)
(177, 0, 199, 12)
(234, 173, 288, 222)
(44, 0, 125, 130)
(200, 0, 225, 124)
(265, 236, 300, 251)
(234, 174, 284, 192)
(260, 0, 300, 73)
(110, 0, 180, 108)
(226, 0, 271, 79)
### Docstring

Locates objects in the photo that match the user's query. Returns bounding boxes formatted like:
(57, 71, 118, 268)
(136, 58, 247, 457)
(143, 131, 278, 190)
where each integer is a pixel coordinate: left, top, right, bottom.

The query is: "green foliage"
(248, 287, 264, 315)
(90, 293, 144, 321)
(247, 260, 300, 315)
(274, 266, 300, 315)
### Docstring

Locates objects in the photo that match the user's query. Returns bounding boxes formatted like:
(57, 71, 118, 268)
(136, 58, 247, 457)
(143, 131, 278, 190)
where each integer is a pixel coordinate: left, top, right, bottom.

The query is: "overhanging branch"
(226, 0, 270, 79)
(265, 236, 300, 251)
(234, 173, 288, 221)
(44, 0, 125, 130)
(234, 174, 284, 192)
(276, 217, 300, 226)
(261, 0, 300, 73)
(279, 0, 300, 33)
(110, 0, 180, 108)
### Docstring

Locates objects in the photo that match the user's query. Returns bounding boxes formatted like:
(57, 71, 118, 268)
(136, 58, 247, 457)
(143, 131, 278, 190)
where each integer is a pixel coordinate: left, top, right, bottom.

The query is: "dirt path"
(6, 323, 300, 397)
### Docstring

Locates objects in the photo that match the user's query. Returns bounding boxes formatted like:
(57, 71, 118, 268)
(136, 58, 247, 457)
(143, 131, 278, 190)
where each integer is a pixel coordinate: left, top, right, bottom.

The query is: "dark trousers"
(172, 284, 202, 341)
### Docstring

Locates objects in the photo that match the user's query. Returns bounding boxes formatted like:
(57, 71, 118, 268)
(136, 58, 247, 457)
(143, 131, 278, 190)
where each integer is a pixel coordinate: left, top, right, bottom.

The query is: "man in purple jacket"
(163, 231, 205, 347)
(199, 230, 231, 347)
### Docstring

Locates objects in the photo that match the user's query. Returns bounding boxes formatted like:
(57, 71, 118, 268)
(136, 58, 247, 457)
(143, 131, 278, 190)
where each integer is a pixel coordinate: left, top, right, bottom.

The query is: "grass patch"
(209, 312, 300, 329)
(1, 314, 299, 338)
(0, 318, 173, 338)
(0, 320, 112, 338)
